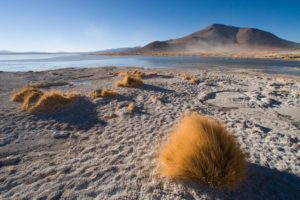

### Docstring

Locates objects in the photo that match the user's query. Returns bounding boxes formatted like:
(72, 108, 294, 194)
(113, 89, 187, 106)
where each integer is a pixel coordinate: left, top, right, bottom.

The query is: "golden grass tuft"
(180, 73, 192, 80)
(115, 75, 143, 87)
(127, 102, 136, 112)
(115, 70, 158, 79)
(190, 78, 199, 84)
(11, 85, 42, 102)
(29, 91, 81, 113)
(179, 73, 199, 84)
(88, 89, 118, 99)
(22, 90, 44, 111)
(159, 113, 246, 188)
(132, 70, 143, 79)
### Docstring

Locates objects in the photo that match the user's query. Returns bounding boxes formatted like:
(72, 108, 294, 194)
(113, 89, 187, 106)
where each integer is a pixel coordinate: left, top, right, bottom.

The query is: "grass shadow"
(180, 163, 300, 199)
(34, 97, 102, 130)
(143, 74, 174, 79)
(141, 84, 174, 93)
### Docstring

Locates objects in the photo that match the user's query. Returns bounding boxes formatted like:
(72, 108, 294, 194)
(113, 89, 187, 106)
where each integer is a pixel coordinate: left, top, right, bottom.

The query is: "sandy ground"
(0, 67, 299, 199)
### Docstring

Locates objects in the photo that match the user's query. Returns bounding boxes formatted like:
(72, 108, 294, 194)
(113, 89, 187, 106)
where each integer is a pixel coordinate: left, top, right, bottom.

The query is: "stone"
(52, 131, 70, 139)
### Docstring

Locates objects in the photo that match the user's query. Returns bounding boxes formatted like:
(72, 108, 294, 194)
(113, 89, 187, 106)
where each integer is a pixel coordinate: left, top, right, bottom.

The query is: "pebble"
(52, 131, 70, 139)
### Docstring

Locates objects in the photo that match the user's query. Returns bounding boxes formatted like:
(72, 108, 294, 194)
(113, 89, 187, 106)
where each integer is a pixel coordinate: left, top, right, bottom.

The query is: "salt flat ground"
(0, 67, 299, 199)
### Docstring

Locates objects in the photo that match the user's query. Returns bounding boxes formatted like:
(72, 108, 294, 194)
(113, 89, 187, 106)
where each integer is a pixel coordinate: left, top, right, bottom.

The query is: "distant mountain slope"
(95, 47, 141, 53)
(138, 24, 300, 52)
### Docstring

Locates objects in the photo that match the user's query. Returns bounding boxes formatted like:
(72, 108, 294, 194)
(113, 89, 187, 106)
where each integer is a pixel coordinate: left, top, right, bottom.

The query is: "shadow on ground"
(181, 163, 300, 200)
(142, 84, 174, 93)
(34, 97, 102, 130)
(143, 74, 174, 79)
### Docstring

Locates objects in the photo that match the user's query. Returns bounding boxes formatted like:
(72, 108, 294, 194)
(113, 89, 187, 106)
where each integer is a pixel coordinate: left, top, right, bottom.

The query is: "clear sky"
(1, 0, 299, 52)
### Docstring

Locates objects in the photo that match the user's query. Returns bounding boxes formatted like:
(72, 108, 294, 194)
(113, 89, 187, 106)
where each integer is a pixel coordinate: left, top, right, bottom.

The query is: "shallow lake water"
(1, 53, 300, 76)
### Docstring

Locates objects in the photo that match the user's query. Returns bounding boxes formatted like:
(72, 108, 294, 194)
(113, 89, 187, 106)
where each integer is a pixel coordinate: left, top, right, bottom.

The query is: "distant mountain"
(0, 50, 13, 54)
(95, 47, 141, 53)
(0, 51, 74, 55)
(136, 24, 300, 52)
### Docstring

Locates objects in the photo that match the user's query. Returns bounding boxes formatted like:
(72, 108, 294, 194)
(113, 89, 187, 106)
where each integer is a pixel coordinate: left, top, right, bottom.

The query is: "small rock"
(52, 131, 70, 139)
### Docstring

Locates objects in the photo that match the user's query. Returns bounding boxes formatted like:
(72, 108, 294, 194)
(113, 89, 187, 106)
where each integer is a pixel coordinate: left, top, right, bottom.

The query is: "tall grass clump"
(159, 113, 246, 188)
(29, 91, 81, 113)
(115, 75, 143, 87)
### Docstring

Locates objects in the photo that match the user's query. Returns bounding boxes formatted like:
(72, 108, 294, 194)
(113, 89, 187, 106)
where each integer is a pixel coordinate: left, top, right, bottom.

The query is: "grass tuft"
(11, 85, 42, 102)
(115, 75, 143, 87)
(190, 78, 199, 84)
(159, 113, 246, 188)
(88, 89, 118, 99)
(179, 73, 199, 84)
(116, 70, 158, 79)
(29, 91, 81, 113)
(127, 102, 136, 112)
(22, 90, 44, 111)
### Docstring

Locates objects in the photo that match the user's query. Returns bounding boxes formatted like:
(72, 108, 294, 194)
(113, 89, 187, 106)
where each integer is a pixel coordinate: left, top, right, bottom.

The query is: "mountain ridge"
(137, 24, 300, 52)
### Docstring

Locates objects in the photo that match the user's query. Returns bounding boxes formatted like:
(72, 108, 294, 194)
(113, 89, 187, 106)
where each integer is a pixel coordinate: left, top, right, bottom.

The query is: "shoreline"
(1, 66, 299, 199)
(97, 50, 300, 61)
(2, 64, 300, 78)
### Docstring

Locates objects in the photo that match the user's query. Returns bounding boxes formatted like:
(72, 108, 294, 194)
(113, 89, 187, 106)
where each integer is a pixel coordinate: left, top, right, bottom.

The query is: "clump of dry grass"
(11, 85, 42, 102)
(29, 91, 81, 113)
(179, 73, 199, 84)
(88, 89, 118, 99)
(22, 90, 44, 111)
(189, 78, 199, 84)
(180, 73, 192, 80)
(159, 113, 246, 188)
(127, 102, 136, 112)
(115, 70, 158, 79)
(115, 75, 143, 87)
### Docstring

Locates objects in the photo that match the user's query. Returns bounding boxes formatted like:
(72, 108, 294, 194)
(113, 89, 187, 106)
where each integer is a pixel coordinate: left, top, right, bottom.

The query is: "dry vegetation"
(127, 102, 136, 112)
(115, 75, 144, 87)
(115, 70, 158, 79)
(11, 86, 81, 113)
(29, 91, 81, 113)
(179, 73, 199, 84)
(189, 78, 199, 84)
(21, 90, 44, 110)
(88, 89, 118, 99)
(11, 85, 42, 102)
(159, 113, 246, 188)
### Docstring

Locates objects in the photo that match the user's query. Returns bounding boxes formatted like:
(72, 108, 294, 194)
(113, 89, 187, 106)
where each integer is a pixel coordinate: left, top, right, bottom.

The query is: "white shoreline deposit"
(0, 67, 299, 199)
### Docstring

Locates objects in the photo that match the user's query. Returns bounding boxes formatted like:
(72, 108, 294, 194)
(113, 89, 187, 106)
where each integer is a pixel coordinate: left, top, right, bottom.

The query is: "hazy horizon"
(1, 0, 300, 52)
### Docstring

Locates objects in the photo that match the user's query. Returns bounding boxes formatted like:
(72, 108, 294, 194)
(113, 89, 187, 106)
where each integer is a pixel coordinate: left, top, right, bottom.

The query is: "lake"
(1, 53, 300, 75)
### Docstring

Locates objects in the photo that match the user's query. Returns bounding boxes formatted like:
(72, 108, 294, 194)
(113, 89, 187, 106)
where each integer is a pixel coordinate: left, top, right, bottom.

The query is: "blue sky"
(1, 0, 299, 52)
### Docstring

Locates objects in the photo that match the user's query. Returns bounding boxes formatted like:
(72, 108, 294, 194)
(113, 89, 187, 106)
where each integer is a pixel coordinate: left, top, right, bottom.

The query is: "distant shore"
(97, 50, 300, 60)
